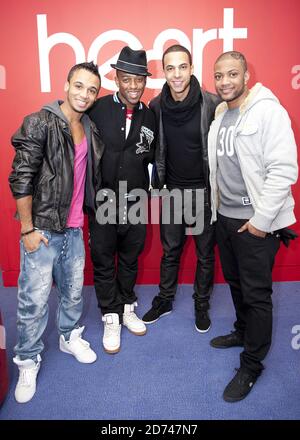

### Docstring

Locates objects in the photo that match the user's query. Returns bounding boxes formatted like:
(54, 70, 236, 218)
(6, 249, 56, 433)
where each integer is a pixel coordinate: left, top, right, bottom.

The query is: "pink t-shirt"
(67, 136, 88, 227)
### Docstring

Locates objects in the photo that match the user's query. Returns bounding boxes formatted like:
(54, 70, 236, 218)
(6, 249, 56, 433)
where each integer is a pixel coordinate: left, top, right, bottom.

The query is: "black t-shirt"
(163, 105, 205, 189)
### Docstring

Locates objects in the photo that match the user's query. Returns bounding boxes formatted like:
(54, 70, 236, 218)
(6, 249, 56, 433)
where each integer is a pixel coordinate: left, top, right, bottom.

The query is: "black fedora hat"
(111, 46, 152, 76)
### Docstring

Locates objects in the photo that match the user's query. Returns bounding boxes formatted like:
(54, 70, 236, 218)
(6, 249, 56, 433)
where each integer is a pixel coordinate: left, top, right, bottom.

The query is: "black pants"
(88, 214, 146, 320)
(158, 189, 215, 309)
(216, 214, 280, 375)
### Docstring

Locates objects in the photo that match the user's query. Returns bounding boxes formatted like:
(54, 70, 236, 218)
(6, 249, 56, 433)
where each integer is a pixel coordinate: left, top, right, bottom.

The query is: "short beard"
(220, 85, 246, 103)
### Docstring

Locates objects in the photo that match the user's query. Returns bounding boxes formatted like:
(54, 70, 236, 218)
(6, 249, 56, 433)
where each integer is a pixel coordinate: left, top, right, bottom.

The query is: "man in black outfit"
(88, 47, 155, 354)
(142, 45, 219, 332)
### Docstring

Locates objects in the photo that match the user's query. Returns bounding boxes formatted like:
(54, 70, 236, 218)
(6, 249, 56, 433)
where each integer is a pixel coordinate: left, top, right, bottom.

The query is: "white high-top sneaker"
(123, 302, 147, 336)
(59, 326, 97, 363)
(102, 313, 121, 354)
(13, 354, 41, 403)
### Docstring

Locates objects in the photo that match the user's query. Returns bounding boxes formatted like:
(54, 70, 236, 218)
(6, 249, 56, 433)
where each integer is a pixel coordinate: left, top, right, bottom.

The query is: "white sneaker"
(13, 354, 41, 403)
(59, 326, 97, 363)
(123, 302, 147, 336)
(102, 313, 121, 354)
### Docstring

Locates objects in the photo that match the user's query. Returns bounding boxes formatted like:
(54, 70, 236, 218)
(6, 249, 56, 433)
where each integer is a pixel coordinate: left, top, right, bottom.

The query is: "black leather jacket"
(9, 101, 104, 231)
(149, 88, 220, 190)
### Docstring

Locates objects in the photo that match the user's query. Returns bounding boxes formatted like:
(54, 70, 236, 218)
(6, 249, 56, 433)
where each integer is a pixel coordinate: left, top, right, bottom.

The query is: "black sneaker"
(195, 310, 211, 333)
(223, 368, 258, 402)
(142, 297, 172, 324)
(210, 331, 244, 349)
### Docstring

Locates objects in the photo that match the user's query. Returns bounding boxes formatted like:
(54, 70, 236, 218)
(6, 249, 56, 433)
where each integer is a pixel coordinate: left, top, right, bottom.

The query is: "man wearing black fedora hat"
(87, 46, 155, 354)
(110, 46, 152, 77)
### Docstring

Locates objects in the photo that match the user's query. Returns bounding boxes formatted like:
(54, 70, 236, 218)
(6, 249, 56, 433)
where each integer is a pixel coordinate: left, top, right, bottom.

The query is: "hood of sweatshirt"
(42, 100, 91, 127)
(215, 83, 280, 119)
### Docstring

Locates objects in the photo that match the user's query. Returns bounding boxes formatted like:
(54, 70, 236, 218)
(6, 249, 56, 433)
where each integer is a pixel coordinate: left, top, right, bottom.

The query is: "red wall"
(1, 0, 299, 286)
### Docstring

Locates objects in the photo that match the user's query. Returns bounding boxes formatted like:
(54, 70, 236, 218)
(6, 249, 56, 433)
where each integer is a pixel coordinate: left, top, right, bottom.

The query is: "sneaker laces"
(70, 336, 91, 350)
(18, 368, 36, 387)
(197, 310, 208, 319)
(104, 323, 120, 338)
(234, 368, 255, 385)
(124, 311, 140, 323)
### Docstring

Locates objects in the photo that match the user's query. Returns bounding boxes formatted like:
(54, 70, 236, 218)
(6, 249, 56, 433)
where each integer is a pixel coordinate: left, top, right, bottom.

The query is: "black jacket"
(9, 101, 104, 231)
(88, 93, 156, 195)
(149, 88, 220, 190)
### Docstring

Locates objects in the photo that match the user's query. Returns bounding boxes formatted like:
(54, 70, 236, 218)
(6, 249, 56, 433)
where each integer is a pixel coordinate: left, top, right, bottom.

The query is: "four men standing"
(9, 46, 298, 404)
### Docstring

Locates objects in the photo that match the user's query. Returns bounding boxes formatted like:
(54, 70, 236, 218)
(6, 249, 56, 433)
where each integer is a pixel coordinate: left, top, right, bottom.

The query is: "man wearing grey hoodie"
(9, 62, 104, 404)
(208, 51, 298, 402)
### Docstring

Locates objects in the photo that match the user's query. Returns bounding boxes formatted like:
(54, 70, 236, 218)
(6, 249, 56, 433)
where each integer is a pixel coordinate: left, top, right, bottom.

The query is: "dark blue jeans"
(216, 214, 280, 375)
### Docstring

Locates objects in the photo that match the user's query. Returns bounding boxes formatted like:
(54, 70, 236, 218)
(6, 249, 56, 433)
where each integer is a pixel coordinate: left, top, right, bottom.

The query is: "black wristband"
(21, 228, 37, 237)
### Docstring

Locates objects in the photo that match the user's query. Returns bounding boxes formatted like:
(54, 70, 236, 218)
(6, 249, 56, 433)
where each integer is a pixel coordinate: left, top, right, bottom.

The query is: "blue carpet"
(0, 282, 299, 420)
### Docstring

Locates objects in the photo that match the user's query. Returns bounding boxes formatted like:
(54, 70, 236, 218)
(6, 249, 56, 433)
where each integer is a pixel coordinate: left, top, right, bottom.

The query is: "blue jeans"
(15, 228, 85, 361)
